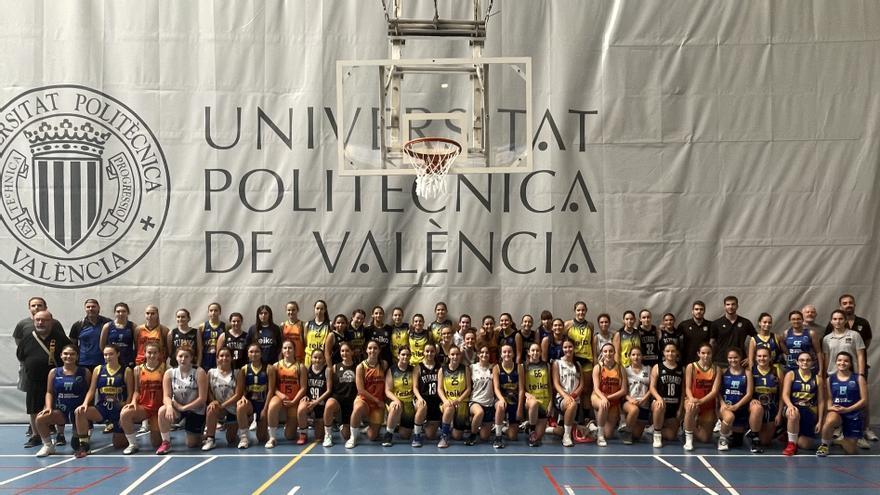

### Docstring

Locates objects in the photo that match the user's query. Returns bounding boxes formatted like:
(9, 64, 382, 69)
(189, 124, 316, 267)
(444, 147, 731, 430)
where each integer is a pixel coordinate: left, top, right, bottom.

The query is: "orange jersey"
(599, 365, 621, 397)
(358, 360, 385, 402)
(137, 363, 166, 414)
(135, 325, 167, 365)
(276, 360, 302, 398)
(282, 320, 305, 363)
(692, 362, 716, 399)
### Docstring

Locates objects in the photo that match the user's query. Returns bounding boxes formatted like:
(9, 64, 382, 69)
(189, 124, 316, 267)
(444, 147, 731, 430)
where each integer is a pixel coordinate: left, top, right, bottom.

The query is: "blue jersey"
(790, 370, 818, 410)
(784, 328, 816, 372)
(52, 366, 88, 421)
(201, 320, 225, 370)
(750, 333, 781, 364)
(74, 319, 107, 367)
(497, 330, 518, 352)
(752, 365, 779, 408)
(828, 373, 861, 408)
(721, 368, 748, 405)
(244, 363, 269, 404)
(95, 364, 128, 411)
(497, 362, 520, 404)
(106, 321, 135, 368)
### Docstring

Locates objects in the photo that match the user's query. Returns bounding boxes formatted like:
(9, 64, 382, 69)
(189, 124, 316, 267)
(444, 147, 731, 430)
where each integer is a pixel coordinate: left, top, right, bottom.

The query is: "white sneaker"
(265, 437, 276, 449)
(857, 437, 871, 450)
(345, 437, 356, 449)
(202, 437, 215, 451)
(718, 436, 729, 451)
(684, 439, 694, 451)
(645, 424, 655, 434)
(713, 420, 721, 433)
(597, 437, 607, 447)
(36, 444, 55, 457)
(653, 434, 663, 448)
(586, 421, 599, 433)
(865, 427, 879, 442)
(137, 420, 149, 434)
(562, 434, 573, 447)
(238, 437, 249, 449)
(249, 418, 257, 431)
(322, 435, 333, 448)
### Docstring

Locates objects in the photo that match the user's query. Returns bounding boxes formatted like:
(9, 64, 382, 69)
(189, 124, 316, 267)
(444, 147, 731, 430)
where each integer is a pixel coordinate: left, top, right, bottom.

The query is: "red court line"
(67, 466, 127, 495)
(543, 466, 566, 495)
(13, 467, 85, 495)
(831, 467, 880, 489)
(585, 466, 618, 495)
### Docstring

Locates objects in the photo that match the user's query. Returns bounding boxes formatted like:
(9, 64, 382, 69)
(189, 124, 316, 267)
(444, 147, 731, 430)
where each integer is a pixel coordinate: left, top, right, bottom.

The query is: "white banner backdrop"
(0, 0, 878, 421)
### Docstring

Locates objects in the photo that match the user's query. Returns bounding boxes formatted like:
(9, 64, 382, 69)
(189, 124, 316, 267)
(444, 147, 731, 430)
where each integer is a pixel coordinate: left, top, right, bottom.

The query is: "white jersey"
(595, 331, 613, 352)
(556, 359, 580, 394)
(208, 367, 237, 414)
(470, 363, 495, 407)
(626, 364, 650, 400)
(172, 367, 204, 414)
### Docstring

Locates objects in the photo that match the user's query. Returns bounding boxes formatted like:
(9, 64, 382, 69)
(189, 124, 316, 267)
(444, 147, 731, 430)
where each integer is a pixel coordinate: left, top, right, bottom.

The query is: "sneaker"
(36, 444, 55, 457)
(265, 437, 276, 449)
(562, 434, 573, 447)
(296, 433, 308, 445)
(237, 437, 249, 449)
(547, 416, 558, 428)
(621, 430, 633, 445)
(54, 433, 66, 447)
(717, 436, 729, 451)
(438, 435, 449, 449)
(597, 437, 607, 447)
(463, 434, 476, 446)
(156, 441, 172, 455)
(528, 431, 539, 447)
(24, 436, 40, 448)
(573, 427, 594, 444)
(25, 426, 33, 438)
(493, 436, 504, 449)
(865, 427, 879, 442)
(683, 438, 693, 451)
(750, 441, 763, 454)
(137, 423, 149, 434)
(586, 420, 599, 433)
(653, 435, 663, 449)
(382, 432, 393, 447)
(345, 437, 356, 449)
(713, 420, 721, 433)
(74, 447, 89, 458)
(816, 443, 829, 457)
(123, 444, 139, 455)
(322, 435, 333, 448)
(783, 441, 797, 456)
(646, 424, 655, 434)
(201, 437, 215, 451)
(103, 423, 115, 434)
(71, 436, 80, 451)
(411, 434, 423, 448)
(249, 418, 257, 431)
(857, 437, 871, 450)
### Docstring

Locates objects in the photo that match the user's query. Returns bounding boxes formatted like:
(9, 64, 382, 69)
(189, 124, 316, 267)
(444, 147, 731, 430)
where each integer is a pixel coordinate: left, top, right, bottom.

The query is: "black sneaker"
(71, 436, 80, 451)
(493, 435, 504, 449)
(381, 432, 393, 447)
(55, 433, 67, 447)
(24, 436, 41, 448)
(464, 434, 476, 446)
(25, 426, 32, 438)
(750, 441, 763, 454)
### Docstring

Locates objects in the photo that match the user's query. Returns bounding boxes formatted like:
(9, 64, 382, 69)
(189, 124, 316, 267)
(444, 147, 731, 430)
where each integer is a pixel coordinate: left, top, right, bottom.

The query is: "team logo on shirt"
(0, 85, 170, 288)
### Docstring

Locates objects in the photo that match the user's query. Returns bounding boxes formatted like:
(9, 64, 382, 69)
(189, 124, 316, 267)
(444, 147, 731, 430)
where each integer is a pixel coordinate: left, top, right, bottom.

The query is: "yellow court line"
(252, 442, 317, 495)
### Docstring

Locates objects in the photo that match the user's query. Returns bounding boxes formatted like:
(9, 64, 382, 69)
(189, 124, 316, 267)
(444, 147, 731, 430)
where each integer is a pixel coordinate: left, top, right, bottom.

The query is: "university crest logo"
(0, 85, 170, 288)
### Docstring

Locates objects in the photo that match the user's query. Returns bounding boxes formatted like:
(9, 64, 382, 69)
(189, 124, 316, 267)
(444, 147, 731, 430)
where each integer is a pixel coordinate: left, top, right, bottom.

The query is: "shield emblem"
(32, 156, 103, 253)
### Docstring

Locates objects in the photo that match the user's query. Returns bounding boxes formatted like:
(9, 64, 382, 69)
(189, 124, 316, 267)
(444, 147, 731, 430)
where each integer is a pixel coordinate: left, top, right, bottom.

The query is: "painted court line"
(698, 455, 739, 495)
(119, 455, 172, 495)
(0, 455, 77, 486)
(142, 455, 217, 495)
(653, 455, 719, 495)
(0, 452, 877, 458)
(563, 485, 575, 495)
(287, 486, 301, 495)
(252, 442, 316, 495)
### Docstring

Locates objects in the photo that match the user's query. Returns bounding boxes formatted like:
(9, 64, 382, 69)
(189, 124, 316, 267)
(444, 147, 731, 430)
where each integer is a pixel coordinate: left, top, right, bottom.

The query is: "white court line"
(698, 456, 739, 495)
(142, 455, 217, 495)
(0, 456, 77, 486)
(89, 430, 152, 454)
(287, 486, 301, 495)
(654, 455, 720, 495)
(0, 452, 878, 458)
(119, 455, 172, 495)
(563, 484, 575, 495)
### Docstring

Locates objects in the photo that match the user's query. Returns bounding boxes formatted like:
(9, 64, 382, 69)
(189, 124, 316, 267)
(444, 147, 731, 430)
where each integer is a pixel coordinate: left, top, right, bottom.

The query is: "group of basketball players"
(24, 295, 875, 457)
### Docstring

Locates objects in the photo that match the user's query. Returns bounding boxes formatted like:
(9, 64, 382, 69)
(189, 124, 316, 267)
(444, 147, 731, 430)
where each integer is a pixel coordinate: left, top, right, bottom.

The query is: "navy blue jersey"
(829, 373, 861, 408)
(201, 320, 225, 370)
(497, 362, 520, 404)
(53, 366, 88, 420)
(106, 321, 135, 368)
(722, 368, 748, 405)
(784, 328, 816, 372)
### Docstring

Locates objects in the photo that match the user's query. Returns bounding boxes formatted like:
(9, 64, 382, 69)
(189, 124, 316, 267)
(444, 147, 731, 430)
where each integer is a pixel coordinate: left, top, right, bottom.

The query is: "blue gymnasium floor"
(0, 425, 878, 495)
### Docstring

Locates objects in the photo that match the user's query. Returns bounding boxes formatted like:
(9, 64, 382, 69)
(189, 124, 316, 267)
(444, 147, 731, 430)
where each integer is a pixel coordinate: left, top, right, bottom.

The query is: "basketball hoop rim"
(402, 137, 462, 160)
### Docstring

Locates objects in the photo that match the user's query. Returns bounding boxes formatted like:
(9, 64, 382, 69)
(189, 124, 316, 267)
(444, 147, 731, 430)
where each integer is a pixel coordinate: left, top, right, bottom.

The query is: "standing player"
(637, 309, 661, 370)
(542, 318, 566, 363)
(168, 309, 202, 367)
(818, 352, 868, 456)
(248, 305, 283, 365)
(429, 302, 453, 344)
(408, 314, 432, 365)
(304, 300, 330, 366)
(747, 313, 782, 369)
(717, 347, 753, 450)
(100, 303, 136, 369)
(266, 340, 307, 448)
(134, 305, 169, 366)
(347, 309, 367, 363)
(649, 343, 683, 448)
(282, 301, 306, 364)
(217, 312, 249, 370)
(518, 315, 539, 363)
(594, 314, 614, 356)
(781, 310, 822, 374)
(782, 352, 825, 455)
(748, 347, 782, 452)
(614, 311, 640, 368)
(659, 313, 684, 353)
(73, 344, 133, 457)
(566, 302, 595, 416)
(476, 315, 498, 363)
(119, 342, 165, 454)
(198, 302, 225, 371)
(366, 306, 393, 365)
(390, 307, 410, 360)
(156, 347, 208, 454)
(497, 313, 519, 362)
(34, 345, 91, 457)
(324, 314, 351, 365)
(683, 344, 720, 450)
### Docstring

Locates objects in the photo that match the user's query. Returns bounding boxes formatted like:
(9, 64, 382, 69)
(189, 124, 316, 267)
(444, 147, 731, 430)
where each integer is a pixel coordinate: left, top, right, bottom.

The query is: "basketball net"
(403, 137, 462, 199)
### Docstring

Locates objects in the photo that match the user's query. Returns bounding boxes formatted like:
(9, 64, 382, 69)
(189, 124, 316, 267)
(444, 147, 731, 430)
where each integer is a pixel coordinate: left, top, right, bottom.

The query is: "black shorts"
(663, 402, 679, 420)
(638, 405, 652, 422)
(334, 395, 355, 424)
(25, 383, 47, 415)
(425, 396, 442, 422)
(182, 411, 206, 434)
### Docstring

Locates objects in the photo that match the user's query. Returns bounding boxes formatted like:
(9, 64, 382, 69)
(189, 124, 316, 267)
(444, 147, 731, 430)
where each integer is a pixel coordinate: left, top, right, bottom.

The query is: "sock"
(267, 426, 277, 438)
(350, 428, 359, 442)
(597, 432, 606, 441)
(324, 426, 332, 438)
(441, 423, 451, 437)
(239, 428, 249, 439)
(494, 424, 504, 436)
(125, 433, 137, 446)
(161, 431, 171, 442)
(821, 437, 830, 445)
(79, 435, 90, 449)
(413, 423, 423, 435)
(787, 432, 797, 443)
(563, 425, 572, 437)
(685, 430, 694, 442)
(40, 436, 51, 446)
(528, 422, 535, 432)
(654, 431, 662, 440)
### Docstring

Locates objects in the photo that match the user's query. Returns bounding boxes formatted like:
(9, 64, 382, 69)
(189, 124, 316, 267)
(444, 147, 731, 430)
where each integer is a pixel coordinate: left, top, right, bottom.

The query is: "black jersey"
(418, 361, 439, 398)
(327, 329, 349, 364)
(332, 362, 357, 402)
(366, 324, 393, 364)
(170, 327, 198, 367)
(659, 328, 685, 354)
(639, 325, 660, 368)
(223, 330, 248, 370)
(657, 362, 684, 405)
(519, 330, 539, 363)
(306, 366, 328, 403)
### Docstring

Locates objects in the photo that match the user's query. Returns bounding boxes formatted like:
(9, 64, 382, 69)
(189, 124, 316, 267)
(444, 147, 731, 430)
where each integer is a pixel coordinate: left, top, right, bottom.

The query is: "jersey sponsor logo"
(0, 85, 170, 287)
